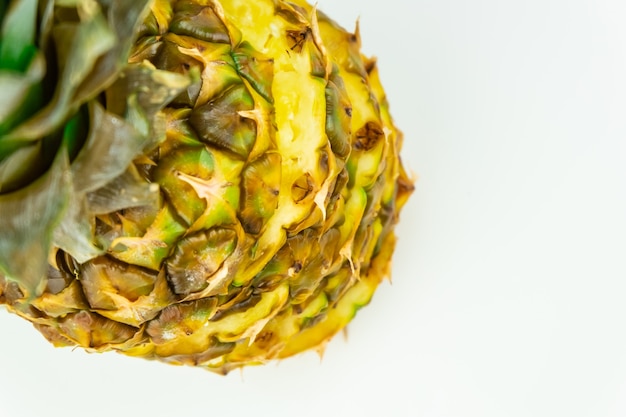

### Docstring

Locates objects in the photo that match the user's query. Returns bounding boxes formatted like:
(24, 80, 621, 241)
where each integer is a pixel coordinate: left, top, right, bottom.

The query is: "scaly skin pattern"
(0, 0, 413, 374)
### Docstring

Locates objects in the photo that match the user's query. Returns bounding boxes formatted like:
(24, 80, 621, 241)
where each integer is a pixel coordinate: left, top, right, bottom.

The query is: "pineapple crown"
(0, 0, 190, 296)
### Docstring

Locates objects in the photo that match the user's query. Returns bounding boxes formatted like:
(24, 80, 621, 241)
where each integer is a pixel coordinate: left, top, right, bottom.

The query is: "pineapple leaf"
(0, 148, 71, 298)
(0, 142, 44, 193)
(52, 191, 104, 264)
(6, 0, 116, 142)
(72, 0, 153, 104)
(0, 0, 38, 72)
(71, 102, 145, 193)
(86, 168, 159, 215)
(0, 52, 45, 136)
(106, 64, 192, 122)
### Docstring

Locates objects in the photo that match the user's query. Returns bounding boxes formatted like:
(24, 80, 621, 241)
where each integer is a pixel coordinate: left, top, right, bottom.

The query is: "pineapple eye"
(286, 29, 310, 52)
(291, 172, 315, 204)
(355, 121, 385, 151)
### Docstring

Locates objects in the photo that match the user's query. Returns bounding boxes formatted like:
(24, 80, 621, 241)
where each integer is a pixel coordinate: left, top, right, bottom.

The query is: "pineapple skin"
(0, 0, 413, 374)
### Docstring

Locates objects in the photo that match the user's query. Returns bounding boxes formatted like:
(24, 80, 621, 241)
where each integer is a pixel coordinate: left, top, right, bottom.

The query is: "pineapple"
(0, 0, 413, 373)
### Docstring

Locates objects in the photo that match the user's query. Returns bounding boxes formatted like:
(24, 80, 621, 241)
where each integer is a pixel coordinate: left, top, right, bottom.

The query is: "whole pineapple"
(0, 0, 413, 373)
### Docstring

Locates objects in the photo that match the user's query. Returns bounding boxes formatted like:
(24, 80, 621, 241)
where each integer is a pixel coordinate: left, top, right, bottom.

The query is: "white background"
(2, 0, 626, 416)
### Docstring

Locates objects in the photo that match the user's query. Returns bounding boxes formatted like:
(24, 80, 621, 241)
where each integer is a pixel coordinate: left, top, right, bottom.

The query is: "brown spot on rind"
(286, 28, 310, 53)
(354, 121, 384, 151)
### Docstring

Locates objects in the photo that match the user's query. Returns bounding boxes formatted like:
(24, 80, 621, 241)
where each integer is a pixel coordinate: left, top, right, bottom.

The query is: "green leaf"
(0, 0, 38, 72)
(53, 189, 104, 264)
(86, 167, 159, 215)
(5, 1, 116, 142)
(0, 2, 7, 22)
(72, 0, 153, 104)
(61, 104, 89, 160)
(71, 102, 145, 193)
(104, 63, 190, 153)
(0, 142, 44, 192)
(106, 64, 191, 122)
(0, 52, 45, 136)
(0, 148, 71, 298)
(36, 0, 54, 52)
